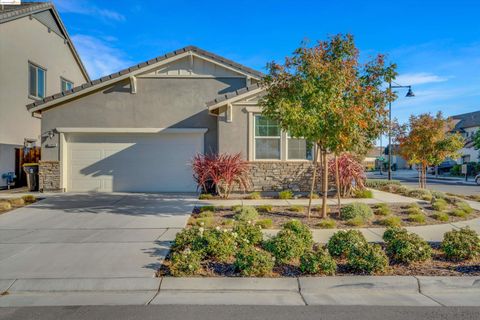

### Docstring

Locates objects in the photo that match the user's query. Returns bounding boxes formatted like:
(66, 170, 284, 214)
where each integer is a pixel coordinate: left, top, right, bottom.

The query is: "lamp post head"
(406, 87, 415, 97)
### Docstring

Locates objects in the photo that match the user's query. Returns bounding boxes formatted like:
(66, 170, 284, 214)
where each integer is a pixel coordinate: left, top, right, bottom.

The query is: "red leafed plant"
(192, 153, 250, 199)
(328, 153, 366, 197)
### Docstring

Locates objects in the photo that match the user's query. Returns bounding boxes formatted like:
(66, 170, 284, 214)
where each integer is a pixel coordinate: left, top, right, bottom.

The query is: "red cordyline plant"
(328, 153, 366, 197)
(192, 153, 250, 199)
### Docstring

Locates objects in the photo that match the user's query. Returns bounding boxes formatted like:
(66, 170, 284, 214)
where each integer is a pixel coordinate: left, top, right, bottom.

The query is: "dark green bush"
(382, 227, 408, 243)
(282, 220, 313, 246)
(441, 228, 480, 261)
(170, 249, 203, 276)
(340, 203, 373, 222)
(300, 247, 336, 275)
(171, 227, 206, 252)
(383, 227, 432, 264)
(347, 243, 389, 274)
(233, 222, 263, 246)
(264, 229, 310, 264)
(234, 246, 274, 276)
(327, 230, 367, 258)
(234, 206, 259, 222)
(203, 229, 237, 262)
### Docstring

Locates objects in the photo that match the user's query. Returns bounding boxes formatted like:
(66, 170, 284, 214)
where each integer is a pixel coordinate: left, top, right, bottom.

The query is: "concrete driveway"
(0, 193, 196, 279)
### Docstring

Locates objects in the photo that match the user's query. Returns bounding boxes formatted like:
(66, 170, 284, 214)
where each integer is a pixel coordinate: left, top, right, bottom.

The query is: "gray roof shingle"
(451, 110, 480, 129)
(205, 82, 263, 107)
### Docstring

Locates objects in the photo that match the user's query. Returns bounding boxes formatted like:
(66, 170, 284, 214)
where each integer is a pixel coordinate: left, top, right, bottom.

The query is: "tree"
(260, 34, 396, 218)
(396, 112, 464, 188)
(473, 131, 480, 152)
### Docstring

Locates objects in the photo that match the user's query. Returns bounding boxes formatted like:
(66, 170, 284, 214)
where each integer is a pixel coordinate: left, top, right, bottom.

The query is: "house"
(451, 110, 480, 163)
(0, 0, 89, 188)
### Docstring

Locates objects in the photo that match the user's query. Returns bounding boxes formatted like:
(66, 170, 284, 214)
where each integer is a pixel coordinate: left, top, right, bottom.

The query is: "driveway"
(0, 193, 196, 279)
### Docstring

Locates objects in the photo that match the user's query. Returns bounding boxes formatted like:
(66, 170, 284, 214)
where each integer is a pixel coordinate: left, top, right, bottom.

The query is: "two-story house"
(0, 0, 89, 188)
(451, 110, 480, 163)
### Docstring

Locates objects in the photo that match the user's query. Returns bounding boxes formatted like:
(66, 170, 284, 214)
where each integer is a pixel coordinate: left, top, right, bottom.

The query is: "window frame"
(253, 114, 282, 161)
(286, 134, 314, 161)
(60, 77, 74, 92)
(28, 61, 47, 100)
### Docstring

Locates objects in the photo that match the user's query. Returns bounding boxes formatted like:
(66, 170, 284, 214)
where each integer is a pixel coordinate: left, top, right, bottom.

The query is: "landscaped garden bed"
(0, 195, 38, 215)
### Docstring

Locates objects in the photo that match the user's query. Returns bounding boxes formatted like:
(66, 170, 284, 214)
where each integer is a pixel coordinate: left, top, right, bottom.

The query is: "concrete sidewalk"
(1, 276, 479, 307)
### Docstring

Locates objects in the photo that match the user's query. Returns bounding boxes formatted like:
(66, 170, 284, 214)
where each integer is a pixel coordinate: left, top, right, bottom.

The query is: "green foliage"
(431, 191, 447, 200)
(247, 192, 262, 200)
(456, 201, 473, 214)
(234, 206, 259, 222)
(289, 205, 304, 213)
(264, 229, 308, 264)
(441, 228, 480, 261)
(346, 216, 366, 226)
(383, 227, 408, 243)
(347, 243, 389, 274)
(199, 205, 215, 212)
(375, 203, 391, 216)
(194, 217, 215, 228)
(327, 230, 367, 257)
(316, 218, 337, 229)
(383, 227, 432, 264)
(231, 205, 243, 212)
(233, 222, 263, 246)
(256, 218, 273, 229)
(300, 247, 336, 275)
(169, 249, 203, 276)
(282, 220, 313, 246)
(222, 219, 235, 227)
(379, 215, 402, 227)
(203, 229, 237, 262)
(406, 203, 423, 215)
(340, 203, 373, 221)
(198, 211, 214, 218)
(408, 213, 426, 224)
(171, 227, 206, 252)
(365, 179, 401, 188)
(449, 209, 469, 218)
(431, 198, 448, 211)
(256, 205, 273, 213)
(408, 189, 432, 201)
(198, 193, 214, 200)
(432, 212, 449, 222)
(353, 189, 373, 199)
(234, 246, 274, 276)
(278, 190, 294, 199)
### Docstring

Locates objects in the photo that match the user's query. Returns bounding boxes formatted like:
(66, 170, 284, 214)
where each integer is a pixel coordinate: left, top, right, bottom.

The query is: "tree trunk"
(418, 165, 421, 188)
(307, 145, 320, 219)
(423, 163, 427, 189)
(335, 154, 341, 213)
(321, 150, 329, 218)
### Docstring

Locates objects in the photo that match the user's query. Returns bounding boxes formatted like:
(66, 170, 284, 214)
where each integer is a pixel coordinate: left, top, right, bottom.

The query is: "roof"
(27, 45, 264, 113)
(206, 82, 264, 110)
(451, 110, 480, 129)
(0, 1, 90, 82)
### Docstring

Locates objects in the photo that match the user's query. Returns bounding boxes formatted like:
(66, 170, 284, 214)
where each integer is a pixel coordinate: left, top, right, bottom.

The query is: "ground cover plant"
(0, 196, 38, 215)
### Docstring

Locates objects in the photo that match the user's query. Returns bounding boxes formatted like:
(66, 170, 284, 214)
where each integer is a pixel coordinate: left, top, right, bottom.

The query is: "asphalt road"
(1, 305, 480, 320)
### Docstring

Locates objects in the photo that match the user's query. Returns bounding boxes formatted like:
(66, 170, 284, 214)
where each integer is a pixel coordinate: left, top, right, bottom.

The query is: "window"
(61, 78, 73, 92)
(254, 115, 281, 159)
(287, 136, 314, 160)
(28, 62, 46, 99)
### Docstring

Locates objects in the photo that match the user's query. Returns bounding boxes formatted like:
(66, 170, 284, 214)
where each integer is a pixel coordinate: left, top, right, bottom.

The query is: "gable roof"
(27, 45, 264, 113)
(451, 110, 480, 130)
(0, 1, 90, 82)
(206, 82, 265, 111)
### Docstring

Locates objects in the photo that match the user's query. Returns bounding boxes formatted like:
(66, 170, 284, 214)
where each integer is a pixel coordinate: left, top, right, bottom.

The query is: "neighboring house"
(451, 110, 480, 163)
(362, 146, 383, 170)
(0, 1, 89, 188)
(383, 144, 409, 170)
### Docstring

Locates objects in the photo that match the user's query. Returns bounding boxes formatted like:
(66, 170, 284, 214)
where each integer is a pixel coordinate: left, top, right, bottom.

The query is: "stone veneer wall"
(39, 160, 61, 192)
(248, 162, 320, 192)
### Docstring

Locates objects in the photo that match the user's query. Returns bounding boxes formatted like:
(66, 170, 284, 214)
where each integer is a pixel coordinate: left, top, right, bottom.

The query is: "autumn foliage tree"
(260, 34, 396, 218)
(396, 112, 464, 189)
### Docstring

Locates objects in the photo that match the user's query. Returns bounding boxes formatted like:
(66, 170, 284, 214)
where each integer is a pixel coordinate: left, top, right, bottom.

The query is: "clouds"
(71, 35, 132, 79)
(395, 72, 449, 86)
(55, 0, 125, 22)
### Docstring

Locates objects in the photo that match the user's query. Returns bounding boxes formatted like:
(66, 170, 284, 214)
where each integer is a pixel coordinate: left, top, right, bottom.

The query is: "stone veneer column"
(38, 160, 61, 192)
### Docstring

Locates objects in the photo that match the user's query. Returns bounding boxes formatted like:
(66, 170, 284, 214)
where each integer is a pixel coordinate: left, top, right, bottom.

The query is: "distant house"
(451, 110, 480, 163)
(0, 1, 89, 188)
(384, 144, 410, 170)
(362, 146, 383, 170)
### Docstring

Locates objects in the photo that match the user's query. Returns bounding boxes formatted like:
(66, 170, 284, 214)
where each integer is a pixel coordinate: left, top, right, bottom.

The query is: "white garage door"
(66, 132, 203, 192)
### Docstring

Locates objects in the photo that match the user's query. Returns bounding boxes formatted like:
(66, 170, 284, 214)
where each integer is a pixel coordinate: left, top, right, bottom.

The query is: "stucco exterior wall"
(40, 77, 247, 161)
(217, 105, 249, 158)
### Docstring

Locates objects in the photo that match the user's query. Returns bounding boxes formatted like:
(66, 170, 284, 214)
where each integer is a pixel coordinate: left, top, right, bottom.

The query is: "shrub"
(203, 229, 237, 262)
(431, 198, 448, 211)
(256, 218, 273, 229)
(346, 216, 366, 226)
(383, 228, 432, 264)
(365, 179, 401, 188)
(408, 213, 426, 224)
(21, 195, 36, 203)
(432, 212, 449, 222)
(194, 217, 215, 228)
(234, 246, 274, 276)
(441, 228, 480, 261)
(222, 219, 235, 226)
(7, 198, 24, 206)
(328, 153, 366, 196)
(289, 205, 304, 213)
(347, 243, 389, 274)
(199, 205, 215, 212)
(247, 192, 262, 200)
(353, 189, 373, 199)
(231, 205, 243, 212)
(308, 193, 320, 199)
(449, 209, 468, 218)
(375, 203, 391, 216)
(0, 201, 12, 211)
(234, 206, 259, 222)
(169, 249, 203, 276)
(233, 222, 263, 246)
(171, 227, 205, 252)
(431, 191, 446, 200)
(198, 211, 214, 218)
(408, 188, 432, 201)
(327, 230, 367, 257)
(383, 227, 408, 243)
(445, 195, 463, 205)
(380, 184, 409, 195)
(264, 222, 313, 264)
(278, 190, 294, 199)
(198, 193, 214, 200)
(316, 218, 336, 229)
(256, 205, 273, 213)
(379, 216, 402, 227)
(282, 220, 313, 246)
(456, 201, 473, 214)
(340, 203, 373, 222)
(300, 247, 336, 275)
(406, 203, 423, 215)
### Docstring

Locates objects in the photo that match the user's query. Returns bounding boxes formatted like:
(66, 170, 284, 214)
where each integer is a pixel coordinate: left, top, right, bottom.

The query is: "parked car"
(438, 160, 458, 174)
(476, 174, 480, 185)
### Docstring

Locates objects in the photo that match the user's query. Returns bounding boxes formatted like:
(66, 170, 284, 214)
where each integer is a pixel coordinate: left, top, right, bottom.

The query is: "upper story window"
(28, 62, 46, 99)
(61, 77, 73, 92)
(288, 136, 314, 160)
(254, 115, 281, 160)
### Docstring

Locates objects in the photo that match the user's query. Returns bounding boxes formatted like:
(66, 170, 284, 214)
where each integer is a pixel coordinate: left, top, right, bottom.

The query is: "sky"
(50, 0, 480, 125)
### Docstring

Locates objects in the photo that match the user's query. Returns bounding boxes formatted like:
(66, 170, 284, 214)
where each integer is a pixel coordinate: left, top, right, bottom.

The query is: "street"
(1, 305, 480, 320)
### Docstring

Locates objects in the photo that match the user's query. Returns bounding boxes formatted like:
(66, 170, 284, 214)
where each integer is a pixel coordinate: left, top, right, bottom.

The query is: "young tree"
(396, 112, 464, 188)
(260, 34, 396, 218)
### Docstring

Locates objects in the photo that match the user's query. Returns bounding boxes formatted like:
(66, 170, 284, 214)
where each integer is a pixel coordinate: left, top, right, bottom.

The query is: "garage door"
(66, 132, 203, 192)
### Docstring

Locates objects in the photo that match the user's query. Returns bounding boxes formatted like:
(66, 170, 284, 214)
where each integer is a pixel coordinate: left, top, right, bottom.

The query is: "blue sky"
(52, 0, 479, 124)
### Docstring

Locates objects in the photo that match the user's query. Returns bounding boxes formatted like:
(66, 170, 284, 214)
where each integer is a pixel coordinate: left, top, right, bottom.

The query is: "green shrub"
(340, 203, 373, 222)
(406, 204, 423, 215)
(327, 230, 367, 258)
(375, 203, 391, 216)
(199, 193, 214, 200)
(365, 179, 401, 188)
(169, 249, 203, 276)
(278, 190, 294, 199)
(199, 205, 215, 212)
(247, 192, 262, 200)
(171, 227, 206, 252)
(7, 198, 24, 206)
(431, 191, 446, 200)
(456, 201, 473, 214)
(198, 211, 214, 218)
(383, 227, 432, 264)
(282, 220, 313, 245)
(354, 189, 373, 199)
(300, 247, 336, 275)
(231, 205, 243, 212)
(449, 209, 468, 218)
(346, 216, 366, 226)
(432, 198, 448, 211)
(408, 213, 426, 224)
(381, 184, 409, 195)
(379, 215, 402, 227)
(203, 229, 237, 262)
(408, 188, 432, 201)
(256, 205, 273, 213)
(442, 228, 480, 261)
(432, 212, 449, 222)
(316, 218, 336, 229)
(0, 201, 12, 211)
(289, 205, 304, 213)
(194, 217, 215, 227)
(347, 243, 389, 274)
(256, 218, 273, 229)
(21, 195, 36, 203)
(445, 195, 463, 205)
(234, 246, 274, 276)
(383, 227, 408, 243)
(307, 193, 320, 199)
(233, 222, 263, 246)
(264, 223, 313, 264)
(222, 219, 235, 227)
(234, 206, 259, 222)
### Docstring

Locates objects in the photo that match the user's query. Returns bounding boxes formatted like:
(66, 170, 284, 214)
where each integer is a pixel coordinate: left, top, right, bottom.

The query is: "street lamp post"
(387, 81, 415, 181)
